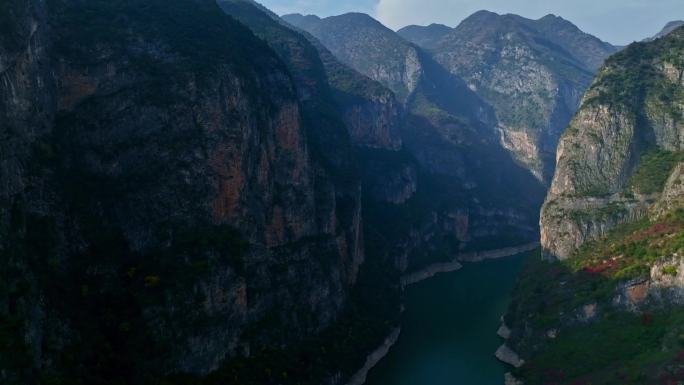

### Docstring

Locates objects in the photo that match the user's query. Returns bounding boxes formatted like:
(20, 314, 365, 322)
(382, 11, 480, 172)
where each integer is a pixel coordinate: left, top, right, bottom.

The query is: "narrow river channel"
(365, 253, 529, 385)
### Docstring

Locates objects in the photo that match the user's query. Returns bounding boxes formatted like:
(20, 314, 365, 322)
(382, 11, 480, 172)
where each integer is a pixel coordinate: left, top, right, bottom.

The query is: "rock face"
(495, 343, 525, 368)
(541, 26, 684, 259)
(1, 0, 363, 381)
(307, 30, 404, 151)
(428, 11, 618, 182)
(613, 257, 684, 309)
(653, 163, 684, 217)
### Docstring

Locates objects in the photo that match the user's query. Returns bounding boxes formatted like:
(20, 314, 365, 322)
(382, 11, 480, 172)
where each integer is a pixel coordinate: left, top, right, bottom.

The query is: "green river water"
(365, 253, 528, 385)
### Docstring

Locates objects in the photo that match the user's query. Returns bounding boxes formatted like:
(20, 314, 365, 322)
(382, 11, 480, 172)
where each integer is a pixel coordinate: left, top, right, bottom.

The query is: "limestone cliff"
(1, 0, 363, 382)
(542, 26, 684, 259)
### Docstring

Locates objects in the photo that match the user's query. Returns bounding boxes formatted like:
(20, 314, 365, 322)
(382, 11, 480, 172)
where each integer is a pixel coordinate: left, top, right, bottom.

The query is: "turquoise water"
(365, 254, 528, 385)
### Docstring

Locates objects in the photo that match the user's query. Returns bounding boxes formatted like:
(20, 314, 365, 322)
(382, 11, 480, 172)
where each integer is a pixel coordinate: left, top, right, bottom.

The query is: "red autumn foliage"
(582, 258, 621, 275)
(629, 222, 681, 242)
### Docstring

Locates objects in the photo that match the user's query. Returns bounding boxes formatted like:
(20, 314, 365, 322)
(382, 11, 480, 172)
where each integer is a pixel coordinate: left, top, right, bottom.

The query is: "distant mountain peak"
(397, 23, 452, 49)
(664, 20, 684, 30)
(470, 9, 500, 18)
(646, 20, 684, 41)
(539, 13, 562, 21)
(281, 12, 320, 20)
(281, 12, 322, 29)
(327, 12, 388, 28)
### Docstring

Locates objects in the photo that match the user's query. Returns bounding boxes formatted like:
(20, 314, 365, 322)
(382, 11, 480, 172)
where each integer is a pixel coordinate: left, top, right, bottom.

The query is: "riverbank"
(365, 254, 530, 385)
(401, 260, 463, 286)
(346, 328, 402, 385)
(401, 242, 539, 287)
(349, 245, 537, 385)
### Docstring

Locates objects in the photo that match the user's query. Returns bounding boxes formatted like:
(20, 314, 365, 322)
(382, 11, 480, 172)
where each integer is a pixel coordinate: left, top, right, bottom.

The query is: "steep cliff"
(1, 0, 364, 383)
(542, 26, 684, 259)
(430, 11, 617, 182)
(220, 1, 403, 153)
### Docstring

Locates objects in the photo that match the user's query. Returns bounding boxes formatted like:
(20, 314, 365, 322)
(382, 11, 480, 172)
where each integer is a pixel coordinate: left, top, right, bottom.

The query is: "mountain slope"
(502, 28, 684, 385)
(431, 11, 618, 182)
(507, 208, 684, 384)
(0, 0, 365, 383)
(283, 12, 425, 101)
(542, 26, 684, 259)
(285, 11, 547, 252)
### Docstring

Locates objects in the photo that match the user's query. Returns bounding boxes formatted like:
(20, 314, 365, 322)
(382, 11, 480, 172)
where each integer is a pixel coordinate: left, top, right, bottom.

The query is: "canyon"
(2, 0, 684, 384)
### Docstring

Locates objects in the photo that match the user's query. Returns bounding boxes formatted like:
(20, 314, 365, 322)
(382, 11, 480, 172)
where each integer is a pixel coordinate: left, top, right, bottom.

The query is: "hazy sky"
(259, 0, 684, 45)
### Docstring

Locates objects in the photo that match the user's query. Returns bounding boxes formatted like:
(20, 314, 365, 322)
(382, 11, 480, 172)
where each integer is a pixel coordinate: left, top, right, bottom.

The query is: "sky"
(258, 0, 684, 45)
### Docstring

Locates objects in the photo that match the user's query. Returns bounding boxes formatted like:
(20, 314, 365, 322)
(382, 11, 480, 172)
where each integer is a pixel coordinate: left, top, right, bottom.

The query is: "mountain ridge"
(429, 9, 618, 182)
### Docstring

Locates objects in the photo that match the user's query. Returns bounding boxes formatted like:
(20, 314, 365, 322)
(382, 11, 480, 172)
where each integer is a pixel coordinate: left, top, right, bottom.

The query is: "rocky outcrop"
(498, 317, 512, 339)
(1, 0, 363, 381)
(542, 27, 684, 259)
(612, 257, 684, 309)
(541, 196, 650, 259)
(652, 163, 684, 218)
(505, 372, 525, 385)
(496, 343, 525, 368)
(429, 11, 617, 182)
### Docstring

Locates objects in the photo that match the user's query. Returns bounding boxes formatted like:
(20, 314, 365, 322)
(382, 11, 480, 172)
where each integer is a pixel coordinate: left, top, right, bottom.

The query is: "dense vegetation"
(586, 26, 684, 112)
(508, 208, 684, 384)
(628, 150, 684, 195)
